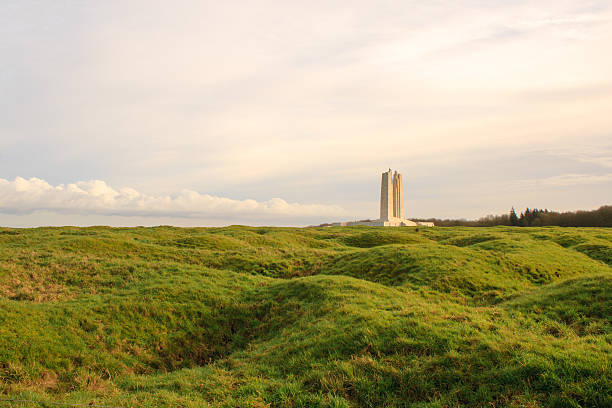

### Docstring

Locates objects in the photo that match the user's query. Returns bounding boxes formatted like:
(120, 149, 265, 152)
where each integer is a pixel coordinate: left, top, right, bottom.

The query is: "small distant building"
(332, 169, 434, 227)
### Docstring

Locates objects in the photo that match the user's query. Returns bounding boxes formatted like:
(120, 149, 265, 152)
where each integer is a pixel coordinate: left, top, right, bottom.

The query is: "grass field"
(0, 226, 611, 407)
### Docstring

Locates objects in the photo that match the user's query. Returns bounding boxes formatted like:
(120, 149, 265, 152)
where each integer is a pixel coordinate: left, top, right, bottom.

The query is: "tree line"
(416, 205, 612, 227)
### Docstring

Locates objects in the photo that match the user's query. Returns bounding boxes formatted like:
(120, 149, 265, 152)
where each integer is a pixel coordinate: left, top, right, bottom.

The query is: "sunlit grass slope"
(0, 226, 611, 407)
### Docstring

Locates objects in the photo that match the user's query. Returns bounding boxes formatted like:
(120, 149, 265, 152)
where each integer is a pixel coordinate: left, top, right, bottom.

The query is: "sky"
(1, 0, 611, 227)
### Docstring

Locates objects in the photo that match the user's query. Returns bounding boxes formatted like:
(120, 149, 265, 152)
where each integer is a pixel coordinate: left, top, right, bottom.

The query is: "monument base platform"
(331, 218, 433, 227)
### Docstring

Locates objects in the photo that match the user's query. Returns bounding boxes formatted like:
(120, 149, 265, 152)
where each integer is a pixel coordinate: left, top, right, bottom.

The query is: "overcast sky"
(1, 0, 611, 227)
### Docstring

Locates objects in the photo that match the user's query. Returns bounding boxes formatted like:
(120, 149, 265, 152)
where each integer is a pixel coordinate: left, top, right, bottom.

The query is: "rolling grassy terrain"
(0, 226, 611, 407)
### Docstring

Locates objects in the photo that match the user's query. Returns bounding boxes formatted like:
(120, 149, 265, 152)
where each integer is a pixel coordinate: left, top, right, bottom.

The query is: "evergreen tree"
(510, 207, 519, 226)
(524, 208, 533, 226)
(518, 210, 525, 227)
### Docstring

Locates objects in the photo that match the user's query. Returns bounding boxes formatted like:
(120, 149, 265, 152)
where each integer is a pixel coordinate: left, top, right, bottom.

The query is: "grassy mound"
(502, 274, 612, 336)
(0, 226, 611, 407)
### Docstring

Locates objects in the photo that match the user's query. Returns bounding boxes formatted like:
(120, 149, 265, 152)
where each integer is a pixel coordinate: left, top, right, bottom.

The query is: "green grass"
(0, 226, 611, 407)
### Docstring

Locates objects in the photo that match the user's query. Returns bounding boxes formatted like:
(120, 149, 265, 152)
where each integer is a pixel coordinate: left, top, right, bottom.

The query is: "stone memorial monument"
(331, 169, 433, 227)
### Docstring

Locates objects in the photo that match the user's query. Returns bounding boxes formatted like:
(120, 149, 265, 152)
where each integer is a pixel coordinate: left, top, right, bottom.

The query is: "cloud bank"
(0, 177, 346, 221)
(513, 173, 612, 189)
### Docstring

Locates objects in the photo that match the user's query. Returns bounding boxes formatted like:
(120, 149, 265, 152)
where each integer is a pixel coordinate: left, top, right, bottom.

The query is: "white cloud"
(0, 177, 346, 221)
(548, 144, 612, 168)
(510, 173, 612, 189)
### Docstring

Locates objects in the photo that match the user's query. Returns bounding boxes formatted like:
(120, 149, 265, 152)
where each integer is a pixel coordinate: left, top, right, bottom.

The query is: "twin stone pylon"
(380, 169, 404, 221)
